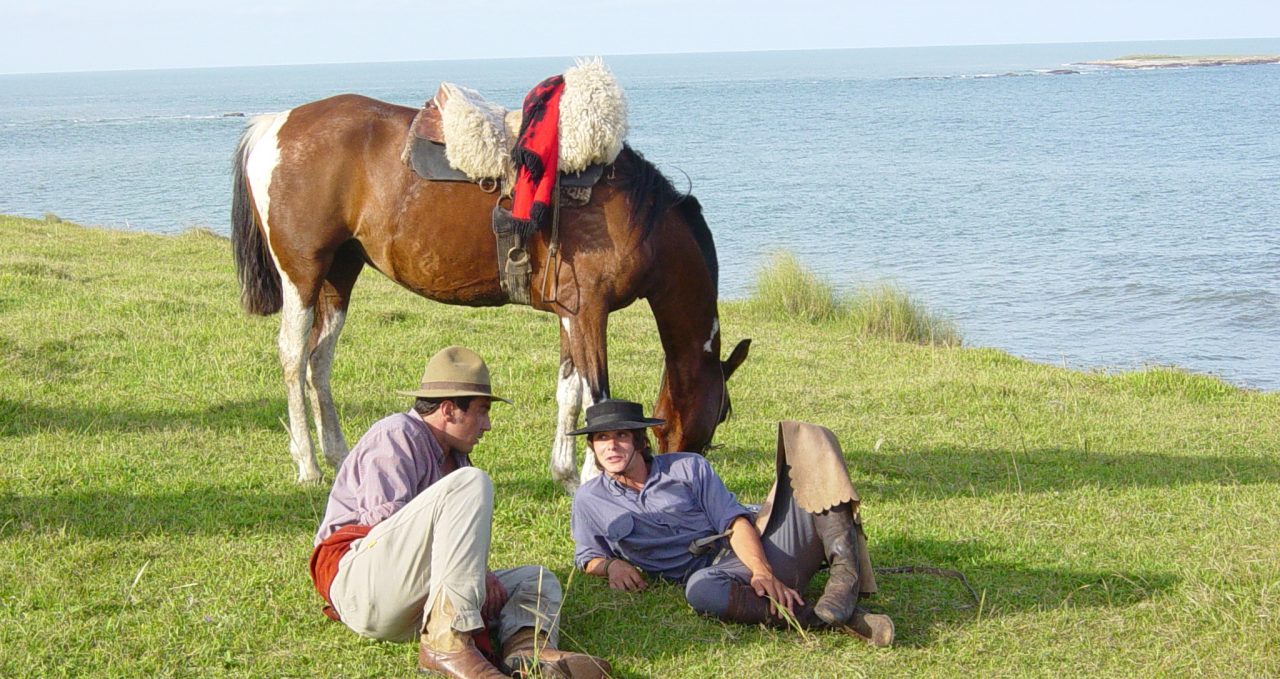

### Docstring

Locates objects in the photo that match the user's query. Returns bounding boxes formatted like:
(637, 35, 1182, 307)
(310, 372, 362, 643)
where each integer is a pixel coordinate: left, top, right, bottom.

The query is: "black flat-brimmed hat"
(568, 399, 665, 436)
(396, 346, 512, 404)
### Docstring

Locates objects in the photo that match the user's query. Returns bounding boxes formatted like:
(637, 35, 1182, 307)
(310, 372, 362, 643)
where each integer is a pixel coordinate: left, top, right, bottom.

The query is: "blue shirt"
(571, 453, 751, 583)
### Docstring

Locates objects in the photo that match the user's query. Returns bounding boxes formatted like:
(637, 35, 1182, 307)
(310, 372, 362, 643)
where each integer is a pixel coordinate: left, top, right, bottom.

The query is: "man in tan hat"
(309, 346, 610, 679)
(570, 399, 894, 646)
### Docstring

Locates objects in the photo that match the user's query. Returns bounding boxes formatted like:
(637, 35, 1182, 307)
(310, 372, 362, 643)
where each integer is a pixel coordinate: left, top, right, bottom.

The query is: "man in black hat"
(569, 399, 894, 645)
(310, 346, 610, 678)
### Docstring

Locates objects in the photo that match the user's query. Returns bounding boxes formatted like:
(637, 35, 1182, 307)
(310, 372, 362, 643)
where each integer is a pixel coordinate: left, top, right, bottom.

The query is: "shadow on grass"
(0, 397, 397, 439)
(858, 445, 1280, 502)
(561, 535, 1177, 657)
(866, 535, 1178, 647)
(0, 397, 280, 437)
(709, 443, 1280, 503)
(0, 485, 324, 538)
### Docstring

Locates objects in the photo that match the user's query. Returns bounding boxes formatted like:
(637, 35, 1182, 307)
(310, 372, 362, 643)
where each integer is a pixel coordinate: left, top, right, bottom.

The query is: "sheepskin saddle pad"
(403, 58, 627, 184)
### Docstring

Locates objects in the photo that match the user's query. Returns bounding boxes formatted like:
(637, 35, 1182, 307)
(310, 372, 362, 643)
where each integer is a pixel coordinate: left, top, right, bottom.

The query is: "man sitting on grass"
(570, 399, 894, 646)
(309, 346, 610, 679)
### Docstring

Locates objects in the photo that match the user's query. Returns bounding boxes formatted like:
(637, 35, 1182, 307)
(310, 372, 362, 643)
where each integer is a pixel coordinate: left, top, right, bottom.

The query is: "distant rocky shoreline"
(1080, 54, 1280, 69)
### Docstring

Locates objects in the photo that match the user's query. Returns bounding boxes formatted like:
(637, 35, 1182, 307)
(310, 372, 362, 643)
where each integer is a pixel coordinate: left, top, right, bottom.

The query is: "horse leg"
(305, 246, 362, 469)
(548, 307, 611, 493)
(277, 276, 323, 483)
(567, 308, 611, 487)
(550, 329, 588, 492)
(306, 303, 347, 469)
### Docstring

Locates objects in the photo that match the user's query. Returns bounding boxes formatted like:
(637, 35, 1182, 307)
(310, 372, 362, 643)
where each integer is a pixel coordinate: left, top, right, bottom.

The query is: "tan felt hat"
(396, 346, 512, 403)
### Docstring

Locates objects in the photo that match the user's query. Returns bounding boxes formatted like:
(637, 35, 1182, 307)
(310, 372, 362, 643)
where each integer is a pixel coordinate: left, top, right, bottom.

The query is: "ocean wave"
(5, 113, 259, 128)
(897, 68, 1087, 81)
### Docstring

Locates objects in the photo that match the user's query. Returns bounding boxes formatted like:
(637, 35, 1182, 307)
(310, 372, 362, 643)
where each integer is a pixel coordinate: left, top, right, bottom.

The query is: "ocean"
(2, 39, 1277, 390)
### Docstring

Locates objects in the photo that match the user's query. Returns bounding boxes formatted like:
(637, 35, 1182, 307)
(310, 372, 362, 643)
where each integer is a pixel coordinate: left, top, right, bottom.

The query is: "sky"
(3, 0, 1279, 74)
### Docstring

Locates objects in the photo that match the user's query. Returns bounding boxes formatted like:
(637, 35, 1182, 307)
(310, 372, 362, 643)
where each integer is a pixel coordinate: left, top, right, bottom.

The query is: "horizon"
(4, 0, 1280, 76)
(4, 36, 1280, 77)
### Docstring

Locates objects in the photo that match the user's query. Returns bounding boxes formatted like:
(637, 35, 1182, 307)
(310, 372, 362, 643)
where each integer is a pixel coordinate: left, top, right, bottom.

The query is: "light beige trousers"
(329, 466, 562, 645)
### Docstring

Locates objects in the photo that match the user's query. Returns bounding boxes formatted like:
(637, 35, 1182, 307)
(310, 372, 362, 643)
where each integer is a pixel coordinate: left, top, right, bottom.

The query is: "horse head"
(653, 338, 750, 454)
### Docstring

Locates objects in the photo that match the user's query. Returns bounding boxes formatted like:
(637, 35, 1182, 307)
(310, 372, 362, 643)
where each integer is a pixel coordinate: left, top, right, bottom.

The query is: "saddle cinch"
(399, 59, 628, 305)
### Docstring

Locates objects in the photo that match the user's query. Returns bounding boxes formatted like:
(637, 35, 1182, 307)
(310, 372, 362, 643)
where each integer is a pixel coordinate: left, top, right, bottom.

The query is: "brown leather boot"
(418, 597, 508, 678)
(725, 584, 893, 646)
(723, 583, 820, 628)
(812, 503, 860, 626)
(501, 627, 612, 679)
(837, 607, 895, 648)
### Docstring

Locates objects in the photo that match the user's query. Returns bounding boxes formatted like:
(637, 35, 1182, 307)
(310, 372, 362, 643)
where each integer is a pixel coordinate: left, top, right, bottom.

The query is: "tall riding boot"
(724, 584, 893, 646)
(812, 502, 860, 625)
(418, 596, 508, 679)
(723, 583, 820, 628)
(501, 627, 612, 679)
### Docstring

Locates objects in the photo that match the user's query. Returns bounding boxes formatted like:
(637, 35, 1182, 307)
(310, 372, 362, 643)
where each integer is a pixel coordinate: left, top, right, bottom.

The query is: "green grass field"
(2, 214, 1278, 677)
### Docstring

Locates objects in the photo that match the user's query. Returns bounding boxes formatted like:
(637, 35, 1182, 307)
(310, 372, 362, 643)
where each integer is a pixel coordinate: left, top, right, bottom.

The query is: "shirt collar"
(404, 409, 457, 469)
(601, 457, 655, 497)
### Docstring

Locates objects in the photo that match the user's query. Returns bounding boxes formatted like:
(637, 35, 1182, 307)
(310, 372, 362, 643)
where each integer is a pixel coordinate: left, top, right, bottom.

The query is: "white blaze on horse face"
(703, 317, 719, 353)
(561, 316, 571, 339)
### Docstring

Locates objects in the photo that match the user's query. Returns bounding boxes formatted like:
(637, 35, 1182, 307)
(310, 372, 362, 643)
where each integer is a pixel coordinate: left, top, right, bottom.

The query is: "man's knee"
(685, 570, 731, 617)
(442, 466, 493, 501)
(505, 565, 563, 601)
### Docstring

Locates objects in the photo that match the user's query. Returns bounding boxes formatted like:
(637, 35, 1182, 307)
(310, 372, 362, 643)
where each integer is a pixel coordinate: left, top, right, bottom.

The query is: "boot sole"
(837, 614, 895, 648)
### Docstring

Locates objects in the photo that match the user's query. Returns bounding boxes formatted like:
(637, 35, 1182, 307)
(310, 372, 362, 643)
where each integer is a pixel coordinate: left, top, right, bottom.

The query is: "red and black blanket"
(510, 74, 565, 238)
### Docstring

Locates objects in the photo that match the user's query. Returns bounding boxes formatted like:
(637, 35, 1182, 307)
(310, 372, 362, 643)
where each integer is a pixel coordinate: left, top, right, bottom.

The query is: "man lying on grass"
(570, 399, 895, 646)
(309, 346, 610, 679)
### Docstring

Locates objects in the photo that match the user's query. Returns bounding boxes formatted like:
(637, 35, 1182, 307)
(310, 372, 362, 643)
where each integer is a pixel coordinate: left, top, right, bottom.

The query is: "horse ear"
(722, 339, 751, 382)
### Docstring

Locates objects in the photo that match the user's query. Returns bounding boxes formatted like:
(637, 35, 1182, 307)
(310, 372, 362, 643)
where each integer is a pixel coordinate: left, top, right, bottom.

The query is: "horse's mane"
(617, 145, 719, 296)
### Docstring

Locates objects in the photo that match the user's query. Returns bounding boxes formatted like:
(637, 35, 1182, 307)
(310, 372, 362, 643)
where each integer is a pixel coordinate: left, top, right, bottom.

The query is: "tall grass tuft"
(750, 250, 961, 346)
(750, 251, 843, 323)
(848, 282, 962, 347)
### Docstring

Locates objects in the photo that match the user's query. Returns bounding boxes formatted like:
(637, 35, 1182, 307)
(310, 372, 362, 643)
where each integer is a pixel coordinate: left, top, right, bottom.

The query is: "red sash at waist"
(308, 524, 372, 621)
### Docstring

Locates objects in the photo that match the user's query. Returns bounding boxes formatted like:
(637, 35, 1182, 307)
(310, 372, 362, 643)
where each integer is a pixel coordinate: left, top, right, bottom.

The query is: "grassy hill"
(1, 214, 1277, 677)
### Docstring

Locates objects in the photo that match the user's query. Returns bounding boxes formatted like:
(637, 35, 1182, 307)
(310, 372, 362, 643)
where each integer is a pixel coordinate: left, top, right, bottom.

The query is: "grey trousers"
(683, 461, 826, 617)
(329, 467, 562, 645)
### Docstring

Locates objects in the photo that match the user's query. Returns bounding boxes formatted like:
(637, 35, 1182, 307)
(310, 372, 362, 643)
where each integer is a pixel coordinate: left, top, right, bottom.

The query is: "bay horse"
(230, 93, 748, 491)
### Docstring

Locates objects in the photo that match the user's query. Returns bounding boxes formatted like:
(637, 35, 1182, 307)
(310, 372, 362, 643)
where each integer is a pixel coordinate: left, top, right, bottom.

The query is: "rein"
(873, 565, 980, 607)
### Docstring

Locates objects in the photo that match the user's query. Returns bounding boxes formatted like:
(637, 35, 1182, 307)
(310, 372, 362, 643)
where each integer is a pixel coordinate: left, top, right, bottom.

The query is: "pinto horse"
(230, 93, 748, 491)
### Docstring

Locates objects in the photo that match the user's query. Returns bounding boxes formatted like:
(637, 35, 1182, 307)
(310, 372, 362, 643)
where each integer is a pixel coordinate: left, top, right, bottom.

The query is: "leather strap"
(491, 203, 531, 305)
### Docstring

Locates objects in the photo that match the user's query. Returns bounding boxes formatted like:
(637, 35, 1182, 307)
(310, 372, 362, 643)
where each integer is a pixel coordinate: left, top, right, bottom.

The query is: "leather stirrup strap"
(492, 203, 531, 305)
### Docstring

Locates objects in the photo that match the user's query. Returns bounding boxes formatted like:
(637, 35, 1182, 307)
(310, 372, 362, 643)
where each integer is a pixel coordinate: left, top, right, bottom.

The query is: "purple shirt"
(571, 453, 751, 583)
(314, 411, 469, 545)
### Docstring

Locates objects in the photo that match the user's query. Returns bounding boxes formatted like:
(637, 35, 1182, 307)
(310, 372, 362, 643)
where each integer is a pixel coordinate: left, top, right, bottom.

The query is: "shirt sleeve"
(353, 428, 428, 527)
(690, 456, 750, 533)
(571, 490, 615, 570)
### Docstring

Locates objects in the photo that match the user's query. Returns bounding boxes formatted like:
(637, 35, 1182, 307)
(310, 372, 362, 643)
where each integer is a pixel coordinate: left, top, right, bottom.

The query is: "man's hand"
(605, 559, 647, 592)
(750, 571, 803, 619)
(482, 571, 509, 622)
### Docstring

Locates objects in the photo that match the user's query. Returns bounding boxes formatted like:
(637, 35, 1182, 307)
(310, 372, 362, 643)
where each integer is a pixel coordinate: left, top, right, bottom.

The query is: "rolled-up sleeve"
(689, 456, 750, 533)
(571, 491, 615, 570)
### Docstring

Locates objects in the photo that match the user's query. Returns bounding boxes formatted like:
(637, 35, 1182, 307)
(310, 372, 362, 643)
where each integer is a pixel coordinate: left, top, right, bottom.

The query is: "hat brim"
(396, 388, 513, 404)
(568, 417, 665, 436)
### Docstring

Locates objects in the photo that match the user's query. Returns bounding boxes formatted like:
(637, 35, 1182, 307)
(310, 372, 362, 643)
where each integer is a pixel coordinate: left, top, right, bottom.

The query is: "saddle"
(403, 82, 519, 184)
(401, 60, 623, 189)
(400, 59, 627, 305)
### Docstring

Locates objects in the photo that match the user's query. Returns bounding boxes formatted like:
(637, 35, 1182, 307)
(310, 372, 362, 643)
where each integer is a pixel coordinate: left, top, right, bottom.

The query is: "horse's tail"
(231, 114, 283, 316)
